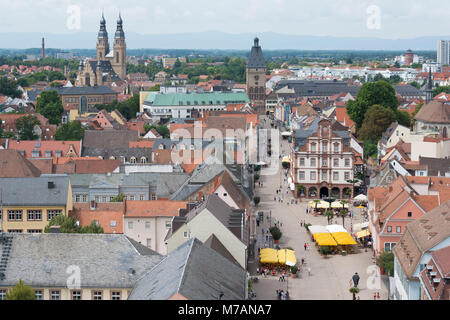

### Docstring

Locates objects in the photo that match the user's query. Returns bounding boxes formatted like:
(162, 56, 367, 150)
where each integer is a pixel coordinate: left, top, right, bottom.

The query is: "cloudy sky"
(1, 0, 449, 39)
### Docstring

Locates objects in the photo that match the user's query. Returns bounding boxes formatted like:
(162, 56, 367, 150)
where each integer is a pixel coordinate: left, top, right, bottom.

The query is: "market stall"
(307, 225, 329, 234)
(313, 233, 338, 246)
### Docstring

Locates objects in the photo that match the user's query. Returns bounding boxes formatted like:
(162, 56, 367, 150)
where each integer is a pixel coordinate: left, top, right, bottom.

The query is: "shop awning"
(308, 225, 329, 234)
(313, 233, 338, 246)
(331, 232, 358, 245)
(331, 201, 349, 209)
(308, 200, 330, 209)
(281, 156, 290, 163)
(259, 248, 278, 264)
(326, 224, 347, 233)
(356, 229, 371, 238)
(277, 249, 297, 266)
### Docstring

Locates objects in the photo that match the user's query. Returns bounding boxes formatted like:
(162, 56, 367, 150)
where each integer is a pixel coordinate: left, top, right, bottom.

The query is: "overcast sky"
(1, 0, 449, 39)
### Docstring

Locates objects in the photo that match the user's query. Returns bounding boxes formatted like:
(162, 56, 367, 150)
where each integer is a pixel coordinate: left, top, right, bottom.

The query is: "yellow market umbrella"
(285, 249, 297, 266)
(281, 156, 290, 163)
(331, 232, 357, 245)
(313, 233, 337, 246)
(331, 201, 349, 209)
(357, 229, 371, 239)
(356, 205, 365, 209)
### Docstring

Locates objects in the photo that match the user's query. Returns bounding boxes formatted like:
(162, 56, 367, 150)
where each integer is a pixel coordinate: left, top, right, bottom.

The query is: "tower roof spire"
(98, 12, 108, 39)
(115, 12, 125, 39)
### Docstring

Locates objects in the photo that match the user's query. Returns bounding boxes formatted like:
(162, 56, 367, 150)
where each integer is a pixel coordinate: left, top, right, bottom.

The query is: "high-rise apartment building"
(437, 40, 450, 65)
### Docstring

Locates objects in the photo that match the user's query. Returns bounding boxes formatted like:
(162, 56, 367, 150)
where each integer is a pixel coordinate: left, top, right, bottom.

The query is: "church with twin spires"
(76, 13, 127, 87)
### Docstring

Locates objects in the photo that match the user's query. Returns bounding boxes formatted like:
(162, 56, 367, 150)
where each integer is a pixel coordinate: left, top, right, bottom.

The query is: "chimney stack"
(42, 38, 45, 60)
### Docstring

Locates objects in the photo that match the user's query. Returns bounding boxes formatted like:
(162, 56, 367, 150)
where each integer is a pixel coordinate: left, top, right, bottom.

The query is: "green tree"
(346, 81, 398, 129)
(5, 279, 35, 300)
(15, 115, 40, 140)
(253, 196, 261, 206)
(389, 75, 402, 84)
(338, 209, 347, 227)
(55, 121, 85, 141)
(110, 194, 126, 202)
(363, 140, 378, 159)
(44, 215, 80, 233)
(376, 250, 394, 276)
(0, 76, 22, 98)
(358, 105, 396, 141)
(81, 221, 104, 234)
(269, 226, 282, 241)
(324, 210, 334, 225)
(36, 90, 64, 125)
(349, 287, 360, 300)
(433, 85, 450, 96)
(144, 124, 170, 138)
(395, 110, 411, 128)
(409, 81, 420, 89)
(44, 214, 104, 234)
(149, 84, 160, 91)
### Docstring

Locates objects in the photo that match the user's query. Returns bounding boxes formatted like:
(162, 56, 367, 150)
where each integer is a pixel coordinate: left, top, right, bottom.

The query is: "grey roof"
(82, 130, 138, 150)
(43, 86, 117, 96)
(419, 156, 450, 176)
(394, 84, 425, 96)
(152, 139, 213, 152)
(185, 194, 247, 245)
(82, 147, 152, 160)
(203, 234, 241, 267)
(169, 164, 240, 201)
(275, 80, 360, 97)
(0, 233, 163, 288)
(247, 37, 266, 69)
(0, 175, 69, 206)
(69, 172, 190, 198)
(128, 238, 246, 300)
(87, 60, 121, 82)
(293, 118, 320, 151)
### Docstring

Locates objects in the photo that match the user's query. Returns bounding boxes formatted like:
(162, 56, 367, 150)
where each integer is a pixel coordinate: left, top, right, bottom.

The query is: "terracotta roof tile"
(70, 202, 125, 234)
(125, 200, 188, 218)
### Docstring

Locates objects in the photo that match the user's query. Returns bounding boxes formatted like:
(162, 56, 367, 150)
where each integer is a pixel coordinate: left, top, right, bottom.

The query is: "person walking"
(304, 243, 307, 251)
(307, 267, 311, 276)
(352, 272, 360, 288)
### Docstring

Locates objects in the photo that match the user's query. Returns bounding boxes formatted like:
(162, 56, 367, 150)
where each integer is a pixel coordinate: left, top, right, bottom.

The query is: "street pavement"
(249, 118, 388, 300)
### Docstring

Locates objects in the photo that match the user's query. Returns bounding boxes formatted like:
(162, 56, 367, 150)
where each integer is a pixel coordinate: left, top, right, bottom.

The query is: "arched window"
(130, 157, 136, 164)
(140, 157, 147, 164)
(120, 156, 125, 163)
(116, 52, 119, 63)
(109, 156, 115, 160)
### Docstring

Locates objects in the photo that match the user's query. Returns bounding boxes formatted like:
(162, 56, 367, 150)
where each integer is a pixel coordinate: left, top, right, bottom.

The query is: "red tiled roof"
(125, 200, 188, 218)
(70, 203, 125, 234)
(7, 140, 81, 159)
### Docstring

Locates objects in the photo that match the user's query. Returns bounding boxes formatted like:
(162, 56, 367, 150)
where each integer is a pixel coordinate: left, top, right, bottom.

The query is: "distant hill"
(0, 31, 447, 51)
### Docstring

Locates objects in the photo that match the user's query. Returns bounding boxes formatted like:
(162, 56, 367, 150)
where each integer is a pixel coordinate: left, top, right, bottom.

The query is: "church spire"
(115, 12, 125, 39)
(426, 68, 434, 104)
(98, 13, 108, 39)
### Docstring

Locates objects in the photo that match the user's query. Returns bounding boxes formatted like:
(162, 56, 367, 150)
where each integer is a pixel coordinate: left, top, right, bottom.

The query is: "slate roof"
(394, 84, 425, 97)
(0, 175, 69, 206)
(275, 80, 360, 97)
(128, 238, 246, 300)
(87, 60, 121, 82)
(419, 156, 450, 176)
(82, 130, 138, 150)
(0, 233, 162, 288)
(69, 172, 189, 198)
(247, 37, 266, 69)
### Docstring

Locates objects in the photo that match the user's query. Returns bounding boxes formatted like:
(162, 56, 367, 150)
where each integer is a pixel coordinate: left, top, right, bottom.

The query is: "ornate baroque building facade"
(290, 119, 355, 199)
(246, 37, 266, 115)
(76, 14, 126, 87)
